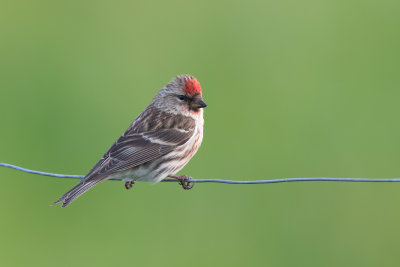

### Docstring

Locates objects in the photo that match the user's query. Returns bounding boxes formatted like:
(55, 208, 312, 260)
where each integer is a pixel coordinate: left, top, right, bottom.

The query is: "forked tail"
(52, 179, 101, 208)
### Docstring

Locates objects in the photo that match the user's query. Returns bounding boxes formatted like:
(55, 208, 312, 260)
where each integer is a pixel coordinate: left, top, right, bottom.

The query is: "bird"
(52, 74, 206, 207)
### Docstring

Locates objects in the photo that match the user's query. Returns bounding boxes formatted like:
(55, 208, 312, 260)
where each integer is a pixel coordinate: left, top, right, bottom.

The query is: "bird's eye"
(178, 95, 185, 100)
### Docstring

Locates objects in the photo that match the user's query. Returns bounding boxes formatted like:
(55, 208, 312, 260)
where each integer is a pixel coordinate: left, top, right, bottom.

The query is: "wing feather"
(84, 128, 194, 180)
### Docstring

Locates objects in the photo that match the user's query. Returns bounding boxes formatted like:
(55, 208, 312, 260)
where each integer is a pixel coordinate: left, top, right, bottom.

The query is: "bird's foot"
(168, 174, 194, 190)
(125, 181, 135, 190)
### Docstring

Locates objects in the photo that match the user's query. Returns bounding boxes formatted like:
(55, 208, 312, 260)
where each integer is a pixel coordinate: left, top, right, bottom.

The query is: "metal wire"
(2, 162, 400, 184)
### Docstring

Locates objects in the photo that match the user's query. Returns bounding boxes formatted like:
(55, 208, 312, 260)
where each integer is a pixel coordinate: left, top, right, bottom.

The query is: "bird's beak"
(190, 99, 207, 109)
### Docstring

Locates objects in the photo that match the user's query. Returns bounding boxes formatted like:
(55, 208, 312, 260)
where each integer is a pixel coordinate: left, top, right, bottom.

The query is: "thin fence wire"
(2, 162, 400, 184)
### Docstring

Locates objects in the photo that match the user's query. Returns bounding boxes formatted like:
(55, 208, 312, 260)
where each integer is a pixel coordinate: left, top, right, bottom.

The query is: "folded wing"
(85, 128, 194, 180)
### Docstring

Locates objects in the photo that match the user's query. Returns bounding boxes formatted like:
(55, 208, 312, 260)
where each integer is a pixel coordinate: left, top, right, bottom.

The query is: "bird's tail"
(52, 179, 101, 208)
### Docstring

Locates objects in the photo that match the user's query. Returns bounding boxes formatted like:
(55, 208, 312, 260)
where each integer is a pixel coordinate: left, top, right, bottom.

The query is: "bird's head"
(154, 74, 207, 115)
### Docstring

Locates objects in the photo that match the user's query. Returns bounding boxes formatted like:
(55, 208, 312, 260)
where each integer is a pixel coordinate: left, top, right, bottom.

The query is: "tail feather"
(52, 179, 101, 208)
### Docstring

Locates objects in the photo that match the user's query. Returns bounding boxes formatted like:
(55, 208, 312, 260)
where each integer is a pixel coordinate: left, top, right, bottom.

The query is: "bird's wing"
(84, 128, 194, 180)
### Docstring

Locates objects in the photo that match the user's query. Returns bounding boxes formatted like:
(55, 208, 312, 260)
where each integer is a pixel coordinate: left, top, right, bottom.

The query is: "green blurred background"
(1, 0, 400, 266)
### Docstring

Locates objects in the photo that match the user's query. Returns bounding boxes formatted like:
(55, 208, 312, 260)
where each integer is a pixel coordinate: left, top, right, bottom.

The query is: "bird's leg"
(168, 174, 194, 190)
(124, 181, 135, 190)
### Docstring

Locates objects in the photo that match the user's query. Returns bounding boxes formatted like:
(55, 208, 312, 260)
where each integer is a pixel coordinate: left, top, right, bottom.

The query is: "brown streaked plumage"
(53, 74, 206, 207)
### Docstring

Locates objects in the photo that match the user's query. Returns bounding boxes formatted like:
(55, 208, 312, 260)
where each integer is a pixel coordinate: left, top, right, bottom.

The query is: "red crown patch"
(184, 79, 202, 94)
